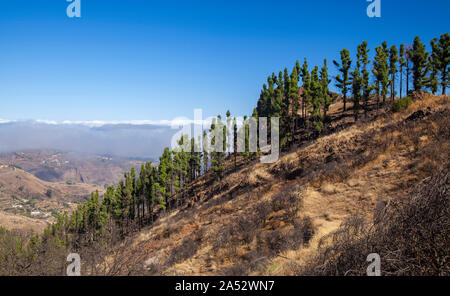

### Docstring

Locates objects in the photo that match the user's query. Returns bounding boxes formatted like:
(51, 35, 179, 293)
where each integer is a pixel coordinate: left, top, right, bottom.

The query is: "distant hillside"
(0, 164, 104, 233)
(0, 150, 146, 185)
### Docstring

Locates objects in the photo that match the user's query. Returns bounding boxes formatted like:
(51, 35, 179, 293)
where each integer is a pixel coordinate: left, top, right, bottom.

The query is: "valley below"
(0, 151, 147, 233)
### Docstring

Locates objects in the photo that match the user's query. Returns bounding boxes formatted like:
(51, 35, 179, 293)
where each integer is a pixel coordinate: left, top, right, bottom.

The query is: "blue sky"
(0, 0, 448, 122)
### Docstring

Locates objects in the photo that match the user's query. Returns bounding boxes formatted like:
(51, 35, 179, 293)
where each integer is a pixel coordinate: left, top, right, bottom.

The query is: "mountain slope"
(102, 93, 449, 275)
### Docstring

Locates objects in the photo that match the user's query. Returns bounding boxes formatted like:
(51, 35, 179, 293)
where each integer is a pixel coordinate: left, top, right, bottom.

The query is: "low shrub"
(166, 237, 200, 266)
(391, 96, 412, 112)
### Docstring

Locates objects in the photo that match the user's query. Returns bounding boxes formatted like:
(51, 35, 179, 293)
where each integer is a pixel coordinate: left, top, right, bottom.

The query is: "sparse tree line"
(0, 34, 447, 275)
(65, 110, 262, 239)
(256, 34, 448, 146)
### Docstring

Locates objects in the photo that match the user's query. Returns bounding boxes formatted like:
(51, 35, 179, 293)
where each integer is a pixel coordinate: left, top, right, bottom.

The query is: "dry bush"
(154, 222, 182, 241)
(276, 159, 303, 180)
(234, 216, 258, 244)
(293, 216, 315, 244)
(256, 229, 287, 256)
(166, 236, 201, 267)
(271, 185, 302, 211)
(271, 185, 303, 224)
(212, 224, 233, 252)
(255, 216, 315, 257)
(303, 167, 449, 276)
(255, 200, 272, 227)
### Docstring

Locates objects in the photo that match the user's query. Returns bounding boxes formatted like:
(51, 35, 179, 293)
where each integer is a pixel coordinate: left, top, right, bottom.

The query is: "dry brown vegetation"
(303, 167, 449, 276)
(91, 93, 449, 276)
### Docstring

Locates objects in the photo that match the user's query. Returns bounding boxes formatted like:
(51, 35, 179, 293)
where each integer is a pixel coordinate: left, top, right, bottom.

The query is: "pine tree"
(250, 108, 259, 158)
(123, 169, 135, 225)
(351, 68, 362, 121)
(320, 59, 334, 121)
(210, 116, 225, 181)
(288, 65, 300, 143)
(136, 164, 145, 226)
(157, 147, 172, 210)
(173, 136, 188, 190)
(373, 45, 389, 108)
(399, 44, 406, 98)
(143, 162, 156, 222)
(114, 181, 125, 234)
(283, 67, 291, 142)
(276, 71, 288, 145)
(438, 33, 449, 95)
(267, 74, 278, 116)
(226, 110, 232, 155)
(129, 167, 137, 221)
(429, 33, 449, 95)
(381, 42, 390, 103)
(405, 44, 413, 95)
(411, 36, 429, 91)
(102, 185, 116, 224)
(270, 74, 283, 118)
(256, 83, 268, 118)
(426, 50, 439, 94)
(333, 49, 352, 112)
(283, 67, 290, 98)
(310, 66, 323, 133)
(233, 117, 238, 170)
(301, 58, 311, 121)
(295, 60, 301, 80)
(147, 164, 158, 221)
(202, 130, 209, 174)
(243, 115, 250, 161)
(190, 137, 202, 181)
(357, 41, 372, 115)
(389, 45, 399, 100)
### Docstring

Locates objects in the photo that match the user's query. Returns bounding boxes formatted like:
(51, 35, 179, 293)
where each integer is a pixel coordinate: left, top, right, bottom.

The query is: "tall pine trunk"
(442, 71, 447, 95)
(343, 93, 347, 111)
(406, 64, 409, 95)
(400, 66, 403, 98)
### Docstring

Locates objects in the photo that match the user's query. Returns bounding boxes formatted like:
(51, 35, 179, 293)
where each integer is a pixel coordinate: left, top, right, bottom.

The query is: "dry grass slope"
(100, 94, 449, 275)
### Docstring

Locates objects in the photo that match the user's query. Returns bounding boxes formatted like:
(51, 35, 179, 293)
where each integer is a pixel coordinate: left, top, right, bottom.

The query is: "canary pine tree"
(438, 33, 449, 95)
(399, 44, 406, 98)
(429, 33, 449, 95)
(233, 117, 238, 170)
(289, 65, 300, 143)
(351, 68, 362, 121)
(427, 52, 439, 94)
(411, 36, 429, 91)
(357, 41, 372, 115)
(320, 59, 333, 120)
(202, 130, 208, 174)
(310, 66, 323, 133)
(226, 110, 232, 155)
(210, 116, 225, 181)
(301, 58, 311, 121)
(373, 45, 389, 108)
(389, 45, 399, 100)
(333, 49, 352, 112)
